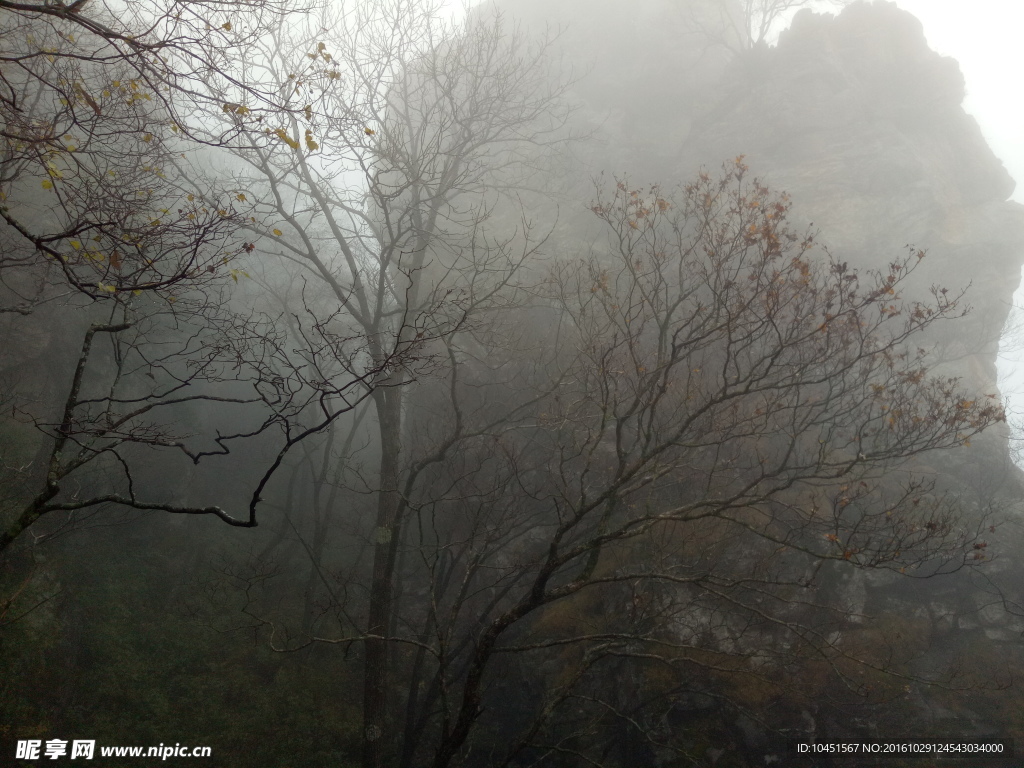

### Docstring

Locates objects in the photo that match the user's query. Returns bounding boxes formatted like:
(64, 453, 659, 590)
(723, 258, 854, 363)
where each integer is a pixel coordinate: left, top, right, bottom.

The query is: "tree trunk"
(362, 386, 406, 768)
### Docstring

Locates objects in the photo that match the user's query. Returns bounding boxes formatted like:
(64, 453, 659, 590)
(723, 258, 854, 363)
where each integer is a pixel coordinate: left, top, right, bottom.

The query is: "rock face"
(494, 0, 1024, 748)
(503, 0, 1024, 400)
(525, 0, 1024, 499)
(697, 3, 1024, 395)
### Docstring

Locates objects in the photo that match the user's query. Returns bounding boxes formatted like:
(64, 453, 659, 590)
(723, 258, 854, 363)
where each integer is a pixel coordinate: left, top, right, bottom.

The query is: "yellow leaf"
(272, 228, 283, 236)
(273, 128, 299, 149)
(364, 127, 375, 135)
(222, 21, 232, 31)
(41, 180, 53, 189)
(142, 133, 152, 142)
(236, 193, 246, 202)
(69, 240, 82, 250)
(187, 193, 194, 201)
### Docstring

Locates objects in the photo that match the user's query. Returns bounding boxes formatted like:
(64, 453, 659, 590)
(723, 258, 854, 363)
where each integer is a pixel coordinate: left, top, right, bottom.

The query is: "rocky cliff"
(499, 0, 1024, 476)
(493, 0, 1024, 748)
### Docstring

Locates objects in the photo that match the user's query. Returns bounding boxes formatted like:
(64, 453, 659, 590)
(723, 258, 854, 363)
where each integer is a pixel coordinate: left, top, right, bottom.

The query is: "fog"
(2, 1, 1023, 767)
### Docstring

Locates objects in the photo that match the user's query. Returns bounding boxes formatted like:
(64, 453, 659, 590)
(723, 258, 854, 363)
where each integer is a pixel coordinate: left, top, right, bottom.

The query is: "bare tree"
(0, 277, 436, 555)
(0, 0, 287, 518)
(690, 0, 851, 54)
(191, 2, 573, 764)
(0, 0, 302, 301)
(0, 0, 397, 552)
(242, 161, 1003, 767)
